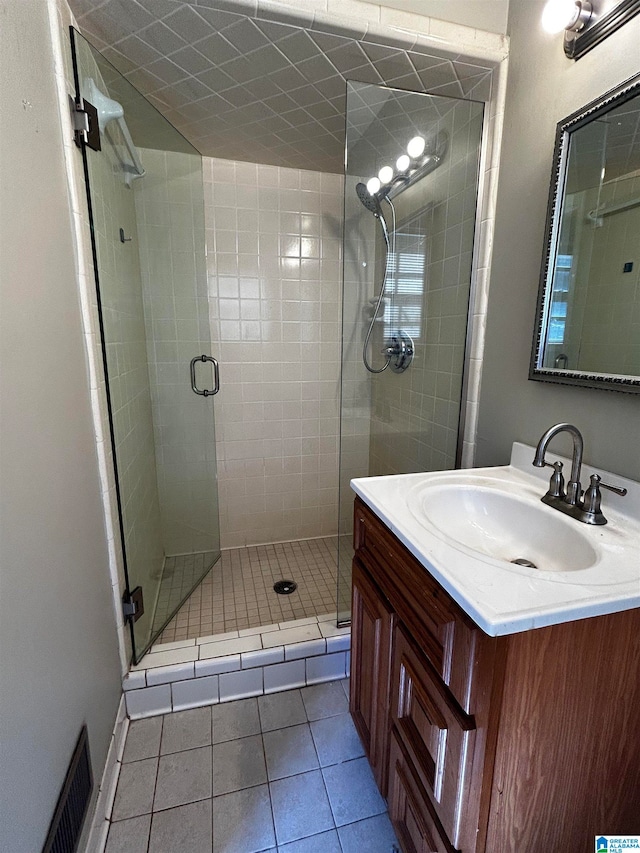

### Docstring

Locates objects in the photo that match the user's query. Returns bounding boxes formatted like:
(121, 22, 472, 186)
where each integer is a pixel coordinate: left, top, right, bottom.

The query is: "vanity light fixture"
(366, 176, 381, 195)
(396, 154, 410, 172)
(378, 165, 394, 184)
(407, 135, 426, 158)
(542, 0, 640, 59)
(541, 0, 592, 34)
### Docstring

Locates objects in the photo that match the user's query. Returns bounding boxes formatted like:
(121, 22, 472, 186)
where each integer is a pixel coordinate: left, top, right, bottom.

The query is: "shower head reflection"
(355, 182, 383, 216)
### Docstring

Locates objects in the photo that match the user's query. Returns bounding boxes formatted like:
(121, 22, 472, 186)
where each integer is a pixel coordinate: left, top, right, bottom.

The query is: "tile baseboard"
(83, 695, 128, 852)
(124, 614, 351, 719)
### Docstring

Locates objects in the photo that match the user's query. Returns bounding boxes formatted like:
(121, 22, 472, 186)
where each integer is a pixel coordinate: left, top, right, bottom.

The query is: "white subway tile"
(150, 638, 196, 652)
(196, 629, 240, 645)
(122, 670, 146, 692)
(318, 620, 350, 638)
(125, 685, 172, 719)
(199, 635, 262, 659)
(279, 616, 319, 629)
(114, 697, 129, 762)
(284, 639, 326, 661)
(84, 817, 109, 853)
(131, 646, 198, 671)
(196, 655, 241, 677)
(241, 647, 284, 668)
(263, 624, 322, 648)
(146, 662, 195, 687)
(326, 635, 351, 654)
(264, 660, 307, 694)
(239, 622, 280, 637)
(219, 667, 264, 702)
(306, 652, 347, 685)
(171, 675, 220, 711)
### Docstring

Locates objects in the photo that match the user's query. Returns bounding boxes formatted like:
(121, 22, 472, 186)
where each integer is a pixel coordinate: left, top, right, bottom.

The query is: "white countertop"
(350, 443, 640, 636)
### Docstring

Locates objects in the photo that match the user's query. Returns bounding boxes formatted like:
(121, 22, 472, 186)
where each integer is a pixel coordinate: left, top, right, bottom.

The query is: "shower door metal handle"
(190, 355, 220, 396)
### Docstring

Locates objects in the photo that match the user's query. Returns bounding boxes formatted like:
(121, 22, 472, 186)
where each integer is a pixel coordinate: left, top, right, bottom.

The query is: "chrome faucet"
(533, 423, 626, 525)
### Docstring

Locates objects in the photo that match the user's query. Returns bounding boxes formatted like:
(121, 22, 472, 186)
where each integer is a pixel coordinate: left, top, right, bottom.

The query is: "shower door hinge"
(122, 586, 144, 623)
(71, 95, 101, 152)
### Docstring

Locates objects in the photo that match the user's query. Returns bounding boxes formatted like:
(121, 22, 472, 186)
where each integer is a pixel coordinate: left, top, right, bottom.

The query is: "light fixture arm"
(542, 0, 640, 61)
(566, 0, 593, 32)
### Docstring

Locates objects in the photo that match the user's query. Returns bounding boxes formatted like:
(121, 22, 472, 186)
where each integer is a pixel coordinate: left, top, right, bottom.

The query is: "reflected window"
(548, 253, 572, 344)
(387, 232, 425, 340)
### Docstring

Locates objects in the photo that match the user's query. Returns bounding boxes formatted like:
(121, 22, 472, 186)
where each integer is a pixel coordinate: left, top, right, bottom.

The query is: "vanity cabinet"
(350, 497, 640, 852)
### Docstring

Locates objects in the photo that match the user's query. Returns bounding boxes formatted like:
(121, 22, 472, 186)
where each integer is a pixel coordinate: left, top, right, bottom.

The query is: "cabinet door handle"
(190, 354, 220, 396)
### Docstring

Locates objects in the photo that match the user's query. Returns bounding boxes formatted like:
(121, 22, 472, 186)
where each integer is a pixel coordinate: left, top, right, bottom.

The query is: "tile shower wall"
(204, 158, 344, 548)
(135, 148, 220, 556)
(369, 98, 483, 475)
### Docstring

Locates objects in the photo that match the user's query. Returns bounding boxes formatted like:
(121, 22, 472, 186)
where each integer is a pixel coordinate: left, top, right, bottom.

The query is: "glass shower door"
(337, 81, 484, 621)
(71, 30, 221, 662)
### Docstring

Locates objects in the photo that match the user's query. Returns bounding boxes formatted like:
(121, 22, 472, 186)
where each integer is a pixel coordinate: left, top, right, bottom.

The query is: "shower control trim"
(384, 330, 414, 373)
(190, 354, 220, 396)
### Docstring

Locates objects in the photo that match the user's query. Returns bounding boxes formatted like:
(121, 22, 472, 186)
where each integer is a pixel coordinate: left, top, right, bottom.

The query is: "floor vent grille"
(42, 725, 93, 853)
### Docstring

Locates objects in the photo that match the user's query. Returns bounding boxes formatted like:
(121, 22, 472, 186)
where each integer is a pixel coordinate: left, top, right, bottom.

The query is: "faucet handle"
(543, 460, 565, 499)
(583, 474, 627, 523)
(597, 477, 627, 497)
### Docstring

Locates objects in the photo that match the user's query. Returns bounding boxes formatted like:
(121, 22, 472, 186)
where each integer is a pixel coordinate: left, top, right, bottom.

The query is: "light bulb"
(396, 154, 410, 172)
(378, 165, 394, 184)
(366, 177, 381, 195)
(541, 0, 579, 33)
(407, 136, 426, 158)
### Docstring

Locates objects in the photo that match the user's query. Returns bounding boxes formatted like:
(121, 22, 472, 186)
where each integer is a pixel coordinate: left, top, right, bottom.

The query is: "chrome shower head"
(355, 183, 390, 249)
(355, 182, 382, 216)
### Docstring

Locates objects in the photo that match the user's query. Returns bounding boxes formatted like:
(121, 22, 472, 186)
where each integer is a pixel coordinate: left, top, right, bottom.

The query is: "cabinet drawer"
(354, 497, 479, 712)
(391, 626, 476, 850)
(388, 729, 460, 853)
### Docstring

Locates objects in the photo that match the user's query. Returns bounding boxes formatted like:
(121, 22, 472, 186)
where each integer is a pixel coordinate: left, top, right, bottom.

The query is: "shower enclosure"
(71, 31, 221, 663)
(337, 82, 485, 620)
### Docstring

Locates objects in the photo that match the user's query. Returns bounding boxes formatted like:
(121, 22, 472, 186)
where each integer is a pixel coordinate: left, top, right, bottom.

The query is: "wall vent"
(42, 726, 93, 853)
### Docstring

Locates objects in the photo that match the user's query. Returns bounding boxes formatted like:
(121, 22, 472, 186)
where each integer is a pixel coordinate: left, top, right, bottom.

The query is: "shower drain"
(273, 580, 297, 595)
(510, 557, 538, 569)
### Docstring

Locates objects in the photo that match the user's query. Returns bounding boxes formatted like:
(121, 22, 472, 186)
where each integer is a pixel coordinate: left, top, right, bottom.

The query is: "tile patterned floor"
(105, 681, 400, 853)
(158, 537, 340, 644)
(152, 551, 218, 637)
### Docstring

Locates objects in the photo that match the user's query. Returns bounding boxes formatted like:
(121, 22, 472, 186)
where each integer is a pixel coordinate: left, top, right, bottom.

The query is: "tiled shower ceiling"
(68, 0, 493, 173)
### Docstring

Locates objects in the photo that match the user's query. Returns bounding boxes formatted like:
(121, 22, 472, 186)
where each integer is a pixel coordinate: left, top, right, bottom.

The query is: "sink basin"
(407, 479, 599, 573)
(351, 443, 640, 634)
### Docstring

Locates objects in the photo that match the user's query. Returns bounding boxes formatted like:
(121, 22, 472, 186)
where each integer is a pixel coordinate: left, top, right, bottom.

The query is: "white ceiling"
(69, 0, 494, 172)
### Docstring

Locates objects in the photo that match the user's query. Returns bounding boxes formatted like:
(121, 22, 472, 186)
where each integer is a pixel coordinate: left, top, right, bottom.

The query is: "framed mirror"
(530, 72, 640, 393)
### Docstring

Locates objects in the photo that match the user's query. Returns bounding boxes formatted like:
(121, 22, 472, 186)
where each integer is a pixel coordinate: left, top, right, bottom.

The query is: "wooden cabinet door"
(388, 730, 459, 853)
(350, 557, 395, 795)
(391, 626, 476, 850)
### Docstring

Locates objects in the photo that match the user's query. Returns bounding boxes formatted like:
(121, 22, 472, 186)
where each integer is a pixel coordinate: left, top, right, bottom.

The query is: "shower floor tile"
(157, 537, 339, 644)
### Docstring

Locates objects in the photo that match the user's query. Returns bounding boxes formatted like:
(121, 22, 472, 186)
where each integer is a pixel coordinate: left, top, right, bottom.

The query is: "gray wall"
(476, 3, 640, 480)
(0, 2, 122, 850)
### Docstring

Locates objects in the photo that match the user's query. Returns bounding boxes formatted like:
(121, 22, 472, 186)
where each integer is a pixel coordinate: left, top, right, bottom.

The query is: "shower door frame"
(69, 27, 221, 664)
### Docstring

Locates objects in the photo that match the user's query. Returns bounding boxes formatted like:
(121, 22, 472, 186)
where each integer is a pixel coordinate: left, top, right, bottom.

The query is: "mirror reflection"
(532, 75, 640, 392)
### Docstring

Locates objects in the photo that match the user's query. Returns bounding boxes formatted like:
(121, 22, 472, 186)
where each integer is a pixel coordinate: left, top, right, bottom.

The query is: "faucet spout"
(533, 423, 583, 505)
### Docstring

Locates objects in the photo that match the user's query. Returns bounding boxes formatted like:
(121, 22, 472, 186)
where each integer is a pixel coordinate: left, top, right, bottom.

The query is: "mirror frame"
(530, 71, 640, 395)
